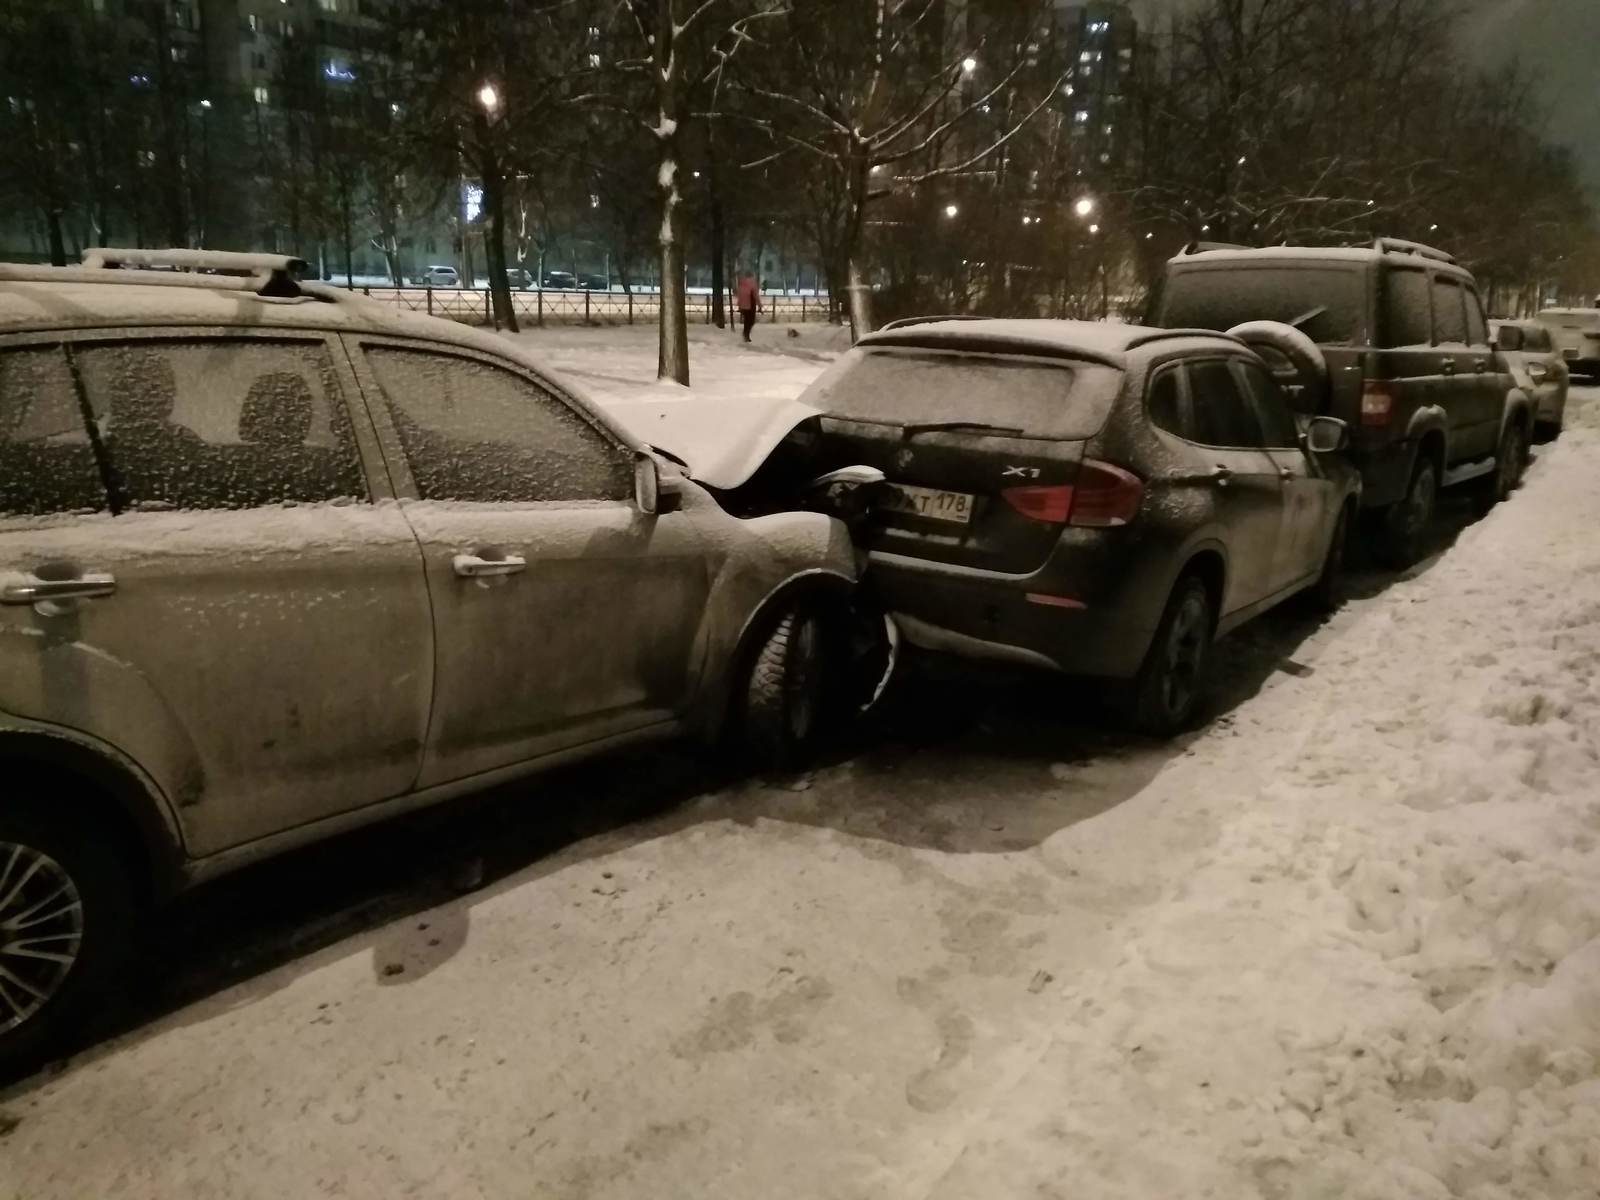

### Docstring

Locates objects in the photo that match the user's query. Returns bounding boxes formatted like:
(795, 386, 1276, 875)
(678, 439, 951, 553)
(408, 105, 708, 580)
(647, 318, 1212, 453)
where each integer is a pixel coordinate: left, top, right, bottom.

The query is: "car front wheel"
(742, 602, 830, 771)
(1474, 422, 1527, 516)
(0, 800, 135, 1076)
(1125, 575, 1215, 737)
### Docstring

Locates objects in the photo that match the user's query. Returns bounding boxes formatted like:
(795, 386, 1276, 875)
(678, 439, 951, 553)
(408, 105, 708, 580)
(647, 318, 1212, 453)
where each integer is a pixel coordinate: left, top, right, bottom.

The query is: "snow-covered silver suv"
(0, 250, 857, 1071)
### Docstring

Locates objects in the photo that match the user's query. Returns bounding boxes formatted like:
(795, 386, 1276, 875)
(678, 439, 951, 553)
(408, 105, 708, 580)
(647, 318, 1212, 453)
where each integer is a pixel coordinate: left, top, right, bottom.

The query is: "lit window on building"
(253, 85, 269, 105)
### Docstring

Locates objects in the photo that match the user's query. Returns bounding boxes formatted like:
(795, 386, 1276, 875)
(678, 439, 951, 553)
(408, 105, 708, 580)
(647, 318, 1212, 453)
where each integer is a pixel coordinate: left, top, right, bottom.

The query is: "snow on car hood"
(603, 393, 819, 490)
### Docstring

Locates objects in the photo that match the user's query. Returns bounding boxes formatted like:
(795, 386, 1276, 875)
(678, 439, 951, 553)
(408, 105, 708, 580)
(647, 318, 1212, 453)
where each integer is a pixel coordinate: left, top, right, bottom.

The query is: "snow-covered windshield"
(1161, 266, 1367, 345)
(805, 349, 1119, 440)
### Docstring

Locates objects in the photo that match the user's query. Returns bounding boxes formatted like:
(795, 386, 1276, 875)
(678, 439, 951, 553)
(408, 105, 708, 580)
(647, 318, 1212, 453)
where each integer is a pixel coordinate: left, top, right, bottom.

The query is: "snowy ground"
(2, 336, 1597, 1198)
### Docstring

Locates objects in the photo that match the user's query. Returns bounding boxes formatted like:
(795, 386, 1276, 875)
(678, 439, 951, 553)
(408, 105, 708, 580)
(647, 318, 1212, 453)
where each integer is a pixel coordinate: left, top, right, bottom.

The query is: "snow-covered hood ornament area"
(604, 394, 819, 490)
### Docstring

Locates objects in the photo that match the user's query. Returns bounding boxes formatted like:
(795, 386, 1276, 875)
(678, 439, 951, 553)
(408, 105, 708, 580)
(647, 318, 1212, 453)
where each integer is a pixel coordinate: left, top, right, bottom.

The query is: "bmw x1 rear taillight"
(1000, 460, 1143, 527)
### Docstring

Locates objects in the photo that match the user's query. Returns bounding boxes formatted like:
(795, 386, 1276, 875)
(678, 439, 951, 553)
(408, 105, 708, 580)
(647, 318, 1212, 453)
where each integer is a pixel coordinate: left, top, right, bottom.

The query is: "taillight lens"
(1001, 460, 1143, 527)
(1070, 459, 1144, 526)
(1001, 484, 1073, 523)
(1361, 380, 1396, 426)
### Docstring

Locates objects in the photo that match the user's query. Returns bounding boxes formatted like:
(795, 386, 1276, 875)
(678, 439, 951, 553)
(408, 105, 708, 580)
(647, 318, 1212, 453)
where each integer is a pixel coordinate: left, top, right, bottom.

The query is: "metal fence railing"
(351, 286, 832, 328)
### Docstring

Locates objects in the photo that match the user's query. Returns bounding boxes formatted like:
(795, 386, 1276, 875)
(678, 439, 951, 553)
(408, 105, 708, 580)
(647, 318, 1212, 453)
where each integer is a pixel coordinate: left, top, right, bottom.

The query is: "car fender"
(685, 509, 858, 740)
(0, 625, 207, 823)
(1160, 532, 1231, 621)
(1500, 386, 1534, 437)
(0, 710, 188, 896)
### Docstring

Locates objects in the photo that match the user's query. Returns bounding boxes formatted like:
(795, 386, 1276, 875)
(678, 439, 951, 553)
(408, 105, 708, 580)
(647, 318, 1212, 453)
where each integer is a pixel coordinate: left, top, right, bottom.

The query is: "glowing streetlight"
(1074, 196, 1095, 218)
(1088, 223, 1100, 234)
(944, 203, 960, 218)
(477, 83, 500, 113)
(1145, 231, 1154, 239)
(1236, 155, 1247, 165)
(961, 56, 978, 74)
(199, 98, 212, 109)
(1429, 223, 1439, 232)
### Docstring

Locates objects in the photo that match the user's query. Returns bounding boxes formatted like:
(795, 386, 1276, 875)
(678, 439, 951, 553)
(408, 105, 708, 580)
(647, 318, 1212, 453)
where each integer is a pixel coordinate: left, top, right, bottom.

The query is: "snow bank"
(929, 405, 1600, 1198)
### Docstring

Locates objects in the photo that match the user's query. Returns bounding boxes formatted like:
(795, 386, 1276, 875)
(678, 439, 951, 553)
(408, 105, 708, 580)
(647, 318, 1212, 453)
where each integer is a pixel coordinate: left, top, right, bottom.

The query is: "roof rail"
(1181, 240, 1251, 255)
(83, 247, 310, 296)
(877, 314, 986, 331)
(1371, 237, 1455, 264)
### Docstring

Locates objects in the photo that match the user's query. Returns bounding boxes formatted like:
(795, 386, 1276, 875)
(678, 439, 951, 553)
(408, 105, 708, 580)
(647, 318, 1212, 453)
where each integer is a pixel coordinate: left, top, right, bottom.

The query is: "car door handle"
(1441, 359, 1456, 375)
(1209, 465, 1232, 488)
(452, 554, 527, 579)
(1473, 359, 1488, 373)
(1, 573, 117, 604)
(1278, 466, 1294, 480)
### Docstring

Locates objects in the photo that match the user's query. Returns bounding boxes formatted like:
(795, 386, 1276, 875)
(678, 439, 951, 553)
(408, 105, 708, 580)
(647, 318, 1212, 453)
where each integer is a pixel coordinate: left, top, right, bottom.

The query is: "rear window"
(806, 348, 1120, 439)
(1383, 268, 1432, 346)
(1159, 265, 1367, 345)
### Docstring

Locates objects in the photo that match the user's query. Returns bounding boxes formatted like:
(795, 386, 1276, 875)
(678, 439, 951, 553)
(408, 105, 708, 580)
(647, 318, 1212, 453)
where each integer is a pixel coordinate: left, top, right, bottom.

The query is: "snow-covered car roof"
(1169, 246, 1381, 266)
(0, 275, 648, 453)
(856, 318, 1240, 366)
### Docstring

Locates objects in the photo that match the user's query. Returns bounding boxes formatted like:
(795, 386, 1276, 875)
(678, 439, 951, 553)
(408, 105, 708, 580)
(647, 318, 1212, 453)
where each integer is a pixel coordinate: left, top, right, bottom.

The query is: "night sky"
(1128, 0, 1600, 191)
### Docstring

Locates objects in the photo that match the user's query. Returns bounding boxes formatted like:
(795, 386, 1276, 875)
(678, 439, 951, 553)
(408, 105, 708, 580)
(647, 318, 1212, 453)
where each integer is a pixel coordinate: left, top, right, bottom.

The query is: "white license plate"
(883, 484, 975, 524)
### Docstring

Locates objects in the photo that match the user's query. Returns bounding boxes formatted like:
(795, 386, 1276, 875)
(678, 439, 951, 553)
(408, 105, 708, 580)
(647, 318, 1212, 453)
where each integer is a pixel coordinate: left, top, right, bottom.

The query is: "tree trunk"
(482, 167, 520, 333)
(342, 180, 356, 288)
(843, 157, 874, 341)
(653, 0, 690, 384)
(45, 208, 68, 267)
(708, 128, 727, 328)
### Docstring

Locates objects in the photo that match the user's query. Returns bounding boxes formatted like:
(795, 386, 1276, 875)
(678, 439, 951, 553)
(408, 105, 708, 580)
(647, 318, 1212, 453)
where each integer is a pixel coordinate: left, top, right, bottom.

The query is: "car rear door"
(1237, 359, 1339, 592)
(1178, 359, 1285, 613)
(345, 337, 709, 789)
(1431, 274, 1497, 461)
(0, 330, 434, 857)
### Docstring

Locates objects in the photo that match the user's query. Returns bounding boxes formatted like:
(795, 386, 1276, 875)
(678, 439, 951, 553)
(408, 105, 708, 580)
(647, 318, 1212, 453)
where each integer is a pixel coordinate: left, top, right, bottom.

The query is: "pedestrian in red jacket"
(735, 271, 762, 342)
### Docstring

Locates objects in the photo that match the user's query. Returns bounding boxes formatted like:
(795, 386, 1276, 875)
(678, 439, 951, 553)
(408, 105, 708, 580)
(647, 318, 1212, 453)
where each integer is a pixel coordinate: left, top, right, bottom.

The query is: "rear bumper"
(1349, 440, 1415, 509)
(1560, 356, 1600, 378)
(866, 527, 1174, 680)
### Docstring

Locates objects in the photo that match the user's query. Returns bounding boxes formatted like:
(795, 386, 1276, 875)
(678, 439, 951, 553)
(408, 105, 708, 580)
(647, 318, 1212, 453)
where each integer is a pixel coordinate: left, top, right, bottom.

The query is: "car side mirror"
(634, 453, 683, 516)
(1304, 415, 1348, 454)
(1496, 326, 1523, 352)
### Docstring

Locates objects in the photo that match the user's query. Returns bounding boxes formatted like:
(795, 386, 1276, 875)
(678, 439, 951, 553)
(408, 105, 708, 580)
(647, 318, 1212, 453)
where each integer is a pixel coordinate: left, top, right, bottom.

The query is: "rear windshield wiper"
(899, 420, 1025, 438)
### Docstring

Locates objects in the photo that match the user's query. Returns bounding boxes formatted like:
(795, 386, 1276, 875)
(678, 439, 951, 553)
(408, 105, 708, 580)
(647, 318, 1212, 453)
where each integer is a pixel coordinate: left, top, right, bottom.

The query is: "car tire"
(0, 799, 136, 1078)
(1124, 575, 1215, 738)
(1473, 421, 1527, 516)
(1371, 457, 1437, 569)
(1308, 505, 1350, 612)
(742, 602, 829, 771)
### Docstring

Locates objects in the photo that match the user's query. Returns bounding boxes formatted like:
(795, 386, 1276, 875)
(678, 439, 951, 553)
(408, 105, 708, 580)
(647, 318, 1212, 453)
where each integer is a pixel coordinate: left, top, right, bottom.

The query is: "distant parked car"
(578, 273, 611, 291)
(0, 248, 866, 1072)
(542, 270, 578, 290)
(412, 264, 460, 287)
(1533, 307, 1600, 381)
(1492, 319, 1569, 441)
(503, 268, 534, 290)
(1155, 238, 1534, 567)
(795, 318, 1361, 736)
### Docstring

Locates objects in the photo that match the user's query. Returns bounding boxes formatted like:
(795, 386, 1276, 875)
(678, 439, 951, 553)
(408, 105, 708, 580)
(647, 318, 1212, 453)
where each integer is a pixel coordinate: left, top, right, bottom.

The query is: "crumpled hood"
(603, 393, 820, 490)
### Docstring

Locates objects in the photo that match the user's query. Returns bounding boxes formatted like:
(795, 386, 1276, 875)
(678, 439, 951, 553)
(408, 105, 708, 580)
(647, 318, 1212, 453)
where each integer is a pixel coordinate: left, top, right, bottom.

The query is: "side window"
(1528, 327, 1552, 352)
(1431, 278, 1468, 345)
(0, 346, 109, 516)
(1187, 361, 1265, 448)
(1463, 289, 1488, 346)
(1145, 367, 1191, 440)
(74, 339, 368, 511)
(364, 346, 632, 503)
(1383, 268, 1432, 347)
(1236, 362, 1301, 448)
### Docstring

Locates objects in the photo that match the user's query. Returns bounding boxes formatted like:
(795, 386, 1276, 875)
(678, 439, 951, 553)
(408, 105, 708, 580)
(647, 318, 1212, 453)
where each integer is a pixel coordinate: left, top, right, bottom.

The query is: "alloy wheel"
(785, 615, 824, 743)
(0, 841, 84, 1034)
(1159, 592, 1209, 718)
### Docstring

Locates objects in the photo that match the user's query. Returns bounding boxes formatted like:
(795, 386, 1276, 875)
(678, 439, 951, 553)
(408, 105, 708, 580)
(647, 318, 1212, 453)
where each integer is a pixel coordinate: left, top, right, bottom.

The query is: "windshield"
(1160, 265, 1368, 344)
(804, 348, 1119, 440)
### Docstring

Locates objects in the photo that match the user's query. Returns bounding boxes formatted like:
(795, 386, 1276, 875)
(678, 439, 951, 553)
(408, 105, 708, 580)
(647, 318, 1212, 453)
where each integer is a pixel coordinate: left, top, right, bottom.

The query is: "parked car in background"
(0, 249, 866, 1071)
(541, 270, 578, 290)
(1155, 239, 1533, 567)
(1533, 307, 1600, 381)
(1492, 319, 1569, 440)
(504, 268, 534, 289)
(794, 318, 1360, 737)
(412, 264, 460, 287)
(579, 273, 611, 291)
